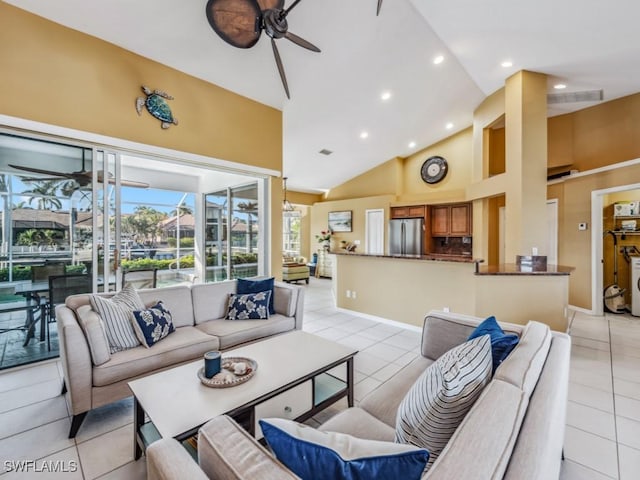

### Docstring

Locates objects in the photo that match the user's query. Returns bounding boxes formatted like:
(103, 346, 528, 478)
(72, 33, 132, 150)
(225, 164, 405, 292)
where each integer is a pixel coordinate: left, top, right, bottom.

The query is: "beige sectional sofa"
(56, 280, 304, 438)
(146, 310, 571, 480)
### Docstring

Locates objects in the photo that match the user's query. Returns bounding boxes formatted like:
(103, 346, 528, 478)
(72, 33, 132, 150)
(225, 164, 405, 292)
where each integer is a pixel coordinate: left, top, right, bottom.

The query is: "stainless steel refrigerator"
(389, 218, 424, 255)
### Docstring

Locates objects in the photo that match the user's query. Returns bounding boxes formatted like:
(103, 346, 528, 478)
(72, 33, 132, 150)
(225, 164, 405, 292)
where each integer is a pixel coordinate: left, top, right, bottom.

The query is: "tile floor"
(0, 277, 638, 478)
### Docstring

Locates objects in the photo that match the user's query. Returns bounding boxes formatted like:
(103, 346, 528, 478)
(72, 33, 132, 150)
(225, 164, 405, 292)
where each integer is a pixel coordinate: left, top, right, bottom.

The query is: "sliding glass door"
(205, 182, 263, 282)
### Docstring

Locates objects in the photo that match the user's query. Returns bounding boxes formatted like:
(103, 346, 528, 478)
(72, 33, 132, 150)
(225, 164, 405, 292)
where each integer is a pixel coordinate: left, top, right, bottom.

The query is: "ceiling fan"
(377, 0, 383, 16)
(9, 152, 150, 189)
(205, 0, 320, 99)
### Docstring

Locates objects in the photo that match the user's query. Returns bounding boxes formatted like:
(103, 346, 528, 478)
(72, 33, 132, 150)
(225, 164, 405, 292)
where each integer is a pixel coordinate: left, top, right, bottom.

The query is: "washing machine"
(631, 256, 640, 316)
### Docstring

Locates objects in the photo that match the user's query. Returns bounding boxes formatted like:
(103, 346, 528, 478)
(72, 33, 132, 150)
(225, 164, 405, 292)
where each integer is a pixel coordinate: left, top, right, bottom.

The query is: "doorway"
(591, 182, 640, 315)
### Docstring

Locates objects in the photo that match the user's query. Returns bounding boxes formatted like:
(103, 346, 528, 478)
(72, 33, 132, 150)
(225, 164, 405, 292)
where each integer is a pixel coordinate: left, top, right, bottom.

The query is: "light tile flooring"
(0, 278, 639, 478)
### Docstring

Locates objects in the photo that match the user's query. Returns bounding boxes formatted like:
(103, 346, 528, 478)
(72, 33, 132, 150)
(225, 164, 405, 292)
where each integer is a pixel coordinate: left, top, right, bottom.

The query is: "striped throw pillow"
(89, 284, 145, 353)
(395, 334, 492, 469)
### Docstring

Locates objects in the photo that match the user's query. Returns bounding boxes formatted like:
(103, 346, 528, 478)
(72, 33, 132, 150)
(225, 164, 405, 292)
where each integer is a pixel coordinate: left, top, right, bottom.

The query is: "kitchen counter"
(331, 251, 482, 264)
(476, 264, 574, 276)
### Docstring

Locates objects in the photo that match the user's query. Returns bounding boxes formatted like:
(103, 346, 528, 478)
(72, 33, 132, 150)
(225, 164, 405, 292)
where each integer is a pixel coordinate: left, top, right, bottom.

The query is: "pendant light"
(283, 177, 294, 212)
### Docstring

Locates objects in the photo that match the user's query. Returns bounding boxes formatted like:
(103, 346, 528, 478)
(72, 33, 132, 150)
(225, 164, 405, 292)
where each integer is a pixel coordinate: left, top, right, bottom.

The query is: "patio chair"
(123, 268, 158, 290)
(47, 274, 92, 351)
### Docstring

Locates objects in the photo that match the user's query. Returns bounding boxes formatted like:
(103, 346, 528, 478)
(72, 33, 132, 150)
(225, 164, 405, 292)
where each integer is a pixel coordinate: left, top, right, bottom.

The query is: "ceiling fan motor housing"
(263, 9, 288, 39)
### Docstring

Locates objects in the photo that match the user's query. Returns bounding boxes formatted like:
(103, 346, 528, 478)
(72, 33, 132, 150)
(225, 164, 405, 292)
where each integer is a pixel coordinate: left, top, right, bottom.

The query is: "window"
(283, 211, 301, 258)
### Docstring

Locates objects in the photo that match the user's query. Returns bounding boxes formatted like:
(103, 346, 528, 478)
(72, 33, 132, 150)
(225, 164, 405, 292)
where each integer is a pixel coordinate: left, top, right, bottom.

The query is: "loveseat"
(56, 280, 304, 438)
(146, 310, 571, 480)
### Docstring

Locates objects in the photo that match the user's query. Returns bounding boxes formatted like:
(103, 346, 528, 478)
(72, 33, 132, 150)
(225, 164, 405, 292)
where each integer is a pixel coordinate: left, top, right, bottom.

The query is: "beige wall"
(0, 3, 286, 278)
(310, 195, 395, 254)
(399, 128, 473, 204)
(335, 255, 476, 327)
(325, 158, 402, 201)
(335, 255, 568, 331)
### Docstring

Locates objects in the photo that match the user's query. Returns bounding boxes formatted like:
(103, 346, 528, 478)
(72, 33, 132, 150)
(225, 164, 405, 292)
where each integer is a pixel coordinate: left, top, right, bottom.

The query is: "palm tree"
(170, 205, 193, 217)
(237, 201, 258, 253)
(21, 180, 62, 210)
(16, 229, 41, 246)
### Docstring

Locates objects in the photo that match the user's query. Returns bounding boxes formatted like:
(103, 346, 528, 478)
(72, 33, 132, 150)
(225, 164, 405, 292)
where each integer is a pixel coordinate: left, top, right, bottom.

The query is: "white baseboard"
(335, 307, 422, 333)
(568, 305, 594, 315)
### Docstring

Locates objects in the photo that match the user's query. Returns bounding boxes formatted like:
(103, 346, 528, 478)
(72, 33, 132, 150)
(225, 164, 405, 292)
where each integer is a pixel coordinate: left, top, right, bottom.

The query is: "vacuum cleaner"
(604, 230, 627, 313)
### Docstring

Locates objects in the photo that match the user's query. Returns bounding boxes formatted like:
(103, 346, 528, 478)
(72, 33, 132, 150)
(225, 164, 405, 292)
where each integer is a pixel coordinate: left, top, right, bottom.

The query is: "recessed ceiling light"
(408, 141, 417, 149)
(445, 122, 454, 130)
(501, 60, 513, 68)
(360, 131, 369, 139)
(381, 91, 392, 101)
(433, 55, 444, 65)
(554, 83, 567, 90)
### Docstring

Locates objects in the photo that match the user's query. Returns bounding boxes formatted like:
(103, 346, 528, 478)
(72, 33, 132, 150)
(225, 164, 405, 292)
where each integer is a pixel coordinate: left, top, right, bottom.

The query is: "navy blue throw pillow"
(467, 316, 519, 372)
(226, 291, 271, 320)
(130, 302, 175, 348)
(237, 277, 275, 315)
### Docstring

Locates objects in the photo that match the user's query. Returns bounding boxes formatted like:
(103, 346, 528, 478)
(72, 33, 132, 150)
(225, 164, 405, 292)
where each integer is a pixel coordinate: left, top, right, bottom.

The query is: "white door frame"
(365, 209, 385, 255)
(591, 182, 640, 315)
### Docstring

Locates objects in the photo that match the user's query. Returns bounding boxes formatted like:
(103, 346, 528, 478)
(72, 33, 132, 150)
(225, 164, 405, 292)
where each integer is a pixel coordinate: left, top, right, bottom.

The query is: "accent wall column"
(504, 71, 549, 260)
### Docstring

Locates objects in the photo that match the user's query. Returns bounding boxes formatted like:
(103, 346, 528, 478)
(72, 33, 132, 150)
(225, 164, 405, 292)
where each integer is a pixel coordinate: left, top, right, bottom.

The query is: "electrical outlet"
(352, 291, 357, 299)
(443, 307, 450, 312)
(353, 240, 361, 245)
(346, 290, 351, 298)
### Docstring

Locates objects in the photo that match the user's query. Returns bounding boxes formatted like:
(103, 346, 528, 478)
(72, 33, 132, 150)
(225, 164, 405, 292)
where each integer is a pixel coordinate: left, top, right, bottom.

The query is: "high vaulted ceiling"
(6, 0, 640, 193)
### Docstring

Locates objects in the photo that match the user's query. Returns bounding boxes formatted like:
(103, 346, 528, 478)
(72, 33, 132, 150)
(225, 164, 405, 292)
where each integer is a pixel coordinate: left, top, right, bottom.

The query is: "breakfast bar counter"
(332, 253, 571, 332)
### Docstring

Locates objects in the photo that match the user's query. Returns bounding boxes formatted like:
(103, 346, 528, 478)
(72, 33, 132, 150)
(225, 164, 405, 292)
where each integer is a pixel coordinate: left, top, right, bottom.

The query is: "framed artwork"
(328, 211, 352, 232)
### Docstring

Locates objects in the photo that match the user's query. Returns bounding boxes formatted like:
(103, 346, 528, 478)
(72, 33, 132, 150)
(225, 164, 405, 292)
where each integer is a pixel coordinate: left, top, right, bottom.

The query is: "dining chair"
(123, 268, 158, 290)
(47, 274, 92, 351)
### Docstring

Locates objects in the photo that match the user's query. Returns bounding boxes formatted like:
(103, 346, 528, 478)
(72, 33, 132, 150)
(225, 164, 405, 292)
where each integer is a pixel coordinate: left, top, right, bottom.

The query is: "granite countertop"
(475, 263, 575, 276)
(331, 251, 482, 264)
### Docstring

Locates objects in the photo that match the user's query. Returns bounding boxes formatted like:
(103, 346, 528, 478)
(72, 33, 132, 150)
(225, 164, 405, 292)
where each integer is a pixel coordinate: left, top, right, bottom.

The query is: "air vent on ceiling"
(547, 89, 603, 105)
(319, 149, 333, 155)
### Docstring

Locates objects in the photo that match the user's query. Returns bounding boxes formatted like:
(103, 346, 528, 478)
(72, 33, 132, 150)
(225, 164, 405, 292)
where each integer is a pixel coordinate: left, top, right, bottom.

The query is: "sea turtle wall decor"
(135, 86, 179, 129)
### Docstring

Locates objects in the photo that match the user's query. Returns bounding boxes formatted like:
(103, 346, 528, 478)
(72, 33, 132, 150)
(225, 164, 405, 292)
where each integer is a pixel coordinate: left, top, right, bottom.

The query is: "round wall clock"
(420, 156, 448, 184)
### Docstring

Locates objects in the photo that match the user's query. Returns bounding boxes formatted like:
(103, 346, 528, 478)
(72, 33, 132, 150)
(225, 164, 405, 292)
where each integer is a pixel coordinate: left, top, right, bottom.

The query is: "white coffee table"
(129, 330, 357, 459)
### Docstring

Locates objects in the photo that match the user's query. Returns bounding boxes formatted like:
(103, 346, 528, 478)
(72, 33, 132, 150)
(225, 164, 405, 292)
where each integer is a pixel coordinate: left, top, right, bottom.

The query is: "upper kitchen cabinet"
(430, 203, 472, 237)
(391, 205, 425, 219)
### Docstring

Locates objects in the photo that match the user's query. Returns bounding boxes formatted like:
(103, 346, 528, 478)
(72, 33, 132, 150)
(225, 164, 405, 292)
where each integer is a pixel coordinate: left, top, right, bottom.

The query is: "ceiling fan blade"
(257, 0, 284, 9)
(95, 171, 149, 189)
(271, 38, 290, 99)
(283, 0, 304, 16)
(284, 31, 320, 52)
(377, 0, 383, 15)
(205, 0, 262, 49)
(8, 164, 75, 180)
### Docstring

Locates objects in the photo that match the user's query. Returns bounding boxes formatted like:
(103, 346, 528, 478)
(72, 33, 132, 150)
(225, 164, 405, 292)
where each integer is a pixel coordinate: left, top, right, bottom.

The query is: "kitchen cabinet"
(391, 206, 425, 219)
(430, 203, 471, 237)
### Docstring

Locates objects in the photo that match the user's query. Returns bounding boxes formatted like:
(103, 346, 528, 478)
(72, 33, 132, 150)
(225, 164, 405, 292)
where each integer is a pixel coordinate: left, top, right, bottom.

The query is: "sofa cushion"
(131, 301, 175, 348)
(137, 285, 194, 329)
(260, 418, 429, 480)
(359, 356, 433, 428)
(192, 281, 237, 325)
(226, 291, 271, 320)
(237, 277, 275, 315)
(90, 284, 144, 353)
(318, 407, 396, 442)
(274, 285, 298, 318)
(92, 326, 219, 386)
(421, 311, 523, 361)
(75, 305, 111, 366)
(493, 321, 551, 396)
(395, 335, 492, 469)
(424, 380, 528, 479)
(195, 314, 295, 349)
(468, 316, 519, 372)
(198, 415, 299, 480)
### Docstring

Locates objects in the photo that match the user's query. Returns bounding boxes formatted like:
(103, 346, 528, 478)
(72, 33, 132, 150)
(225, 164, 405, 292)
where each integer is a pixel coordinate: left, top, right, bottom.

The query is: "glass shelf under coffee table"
(129, 331, 357, 460)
